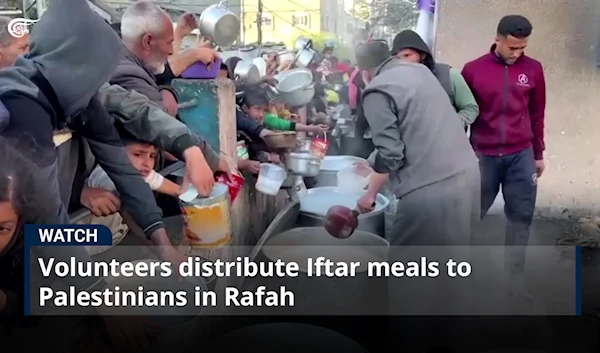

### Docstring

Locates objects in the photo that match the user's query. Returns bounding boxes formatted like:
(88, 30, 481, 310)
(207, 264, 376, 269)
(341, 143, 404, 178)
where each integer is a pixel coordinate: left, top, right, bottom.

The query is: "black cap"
(355, 40, 390, 71)
(390, 30, 431, 56)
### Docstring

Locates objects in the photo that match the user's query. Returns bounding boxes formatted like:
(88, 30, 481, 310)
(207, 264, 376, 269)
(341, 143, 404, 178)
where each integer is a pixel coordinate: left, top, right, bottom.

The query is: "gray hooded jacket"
(0, 0, 165, 290)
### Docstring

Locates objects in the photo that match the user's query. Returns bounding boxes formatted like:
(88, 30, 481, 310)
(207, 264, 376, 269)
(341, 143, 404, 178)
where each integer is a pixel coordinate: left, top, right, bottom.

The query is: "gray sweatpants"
(387, 164, 481, 246)
(387, 164, 481, 350)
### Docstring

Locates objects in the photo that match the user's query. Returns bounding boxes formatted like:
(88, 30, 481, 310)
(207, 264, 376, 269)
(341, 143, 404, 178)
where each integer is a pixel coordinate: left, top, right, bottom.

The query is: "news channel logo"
(7, 18, 39, 38)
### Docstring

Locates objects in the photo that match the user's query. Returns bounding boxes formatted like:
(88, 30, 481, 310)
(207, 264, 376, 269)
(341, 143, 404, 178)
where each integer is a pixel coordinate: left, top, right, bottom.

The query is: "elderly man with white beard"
(110, 1, 229, 197)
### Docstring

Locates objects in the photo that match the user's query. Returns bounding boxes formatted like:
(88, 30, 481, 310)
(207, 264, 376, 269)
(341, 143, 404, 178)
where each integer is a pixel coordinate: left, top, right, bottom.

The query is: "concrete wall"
(436, 0, 600, 219)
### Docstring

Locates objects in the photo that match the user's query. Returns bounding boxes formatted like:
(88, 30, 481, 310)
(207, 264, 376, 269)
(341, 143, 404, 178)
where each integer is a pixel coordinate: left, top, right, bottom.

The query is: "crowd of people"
(0, 0, 332, 345)
(0, 0, 545, 349)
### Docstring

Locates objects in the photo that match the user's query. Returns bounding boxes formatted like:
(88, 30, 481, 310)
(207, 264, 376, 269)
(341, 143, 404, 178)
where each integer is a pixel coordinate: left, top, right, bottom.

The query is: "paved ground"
(475, 214, 600, 313)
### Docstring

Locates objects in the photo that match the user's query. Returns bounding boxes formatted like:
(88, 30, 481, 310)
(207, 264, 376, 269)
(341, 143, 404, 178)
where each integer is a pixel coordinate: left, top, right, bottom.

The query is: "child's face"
(243, 104, 266, 122)
(218, 69, 228, 78)
(0, 201, 18, 254)
(126, 143, 157, 178)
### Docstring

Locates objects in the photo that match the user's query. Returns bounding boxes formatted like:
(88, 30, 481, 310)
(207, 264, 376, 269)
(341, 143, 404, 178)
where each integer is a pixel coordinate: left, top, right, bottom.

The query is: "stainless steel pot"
(106, 259, 208, 323)
(294, 36, 313, 52)
(296, 187, 389, 236)
(198, 1, 241, 47)
(293, 47, 316, 68)
(297, 138, 312, 152)
(314, 155, 367, 187)
(285, 152, 321, 177)
(274, 68, 315, 107)
(234, 60, 260, 83)
(245, 227, 388, 315)
(278, 84, 314, 107)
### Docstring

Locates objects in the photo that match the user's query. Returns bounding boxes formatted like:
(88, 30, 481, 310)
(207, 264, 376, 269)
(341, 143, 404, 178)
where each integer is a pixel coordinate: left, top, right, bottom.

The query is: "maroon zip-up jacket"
(461, 45, 546, 160)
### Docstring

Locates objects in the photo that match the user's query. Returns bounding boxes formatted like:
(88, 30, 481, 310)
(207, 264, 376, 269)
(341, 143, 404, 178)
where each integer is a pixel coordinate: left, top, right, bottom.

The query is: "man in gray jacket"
(110, 1, 227, 198)
(355, 40, 480, 246)
(356, 40, 481, 349)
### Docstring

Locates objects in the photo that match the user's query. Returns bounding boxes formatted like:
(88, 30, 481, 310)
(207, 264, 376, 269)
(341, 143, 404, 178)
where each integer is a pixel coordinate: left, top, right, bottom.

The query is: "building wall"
(436, 0, 600, 218)
(320, 0, 362, 44)
(242, 0, 321, 44)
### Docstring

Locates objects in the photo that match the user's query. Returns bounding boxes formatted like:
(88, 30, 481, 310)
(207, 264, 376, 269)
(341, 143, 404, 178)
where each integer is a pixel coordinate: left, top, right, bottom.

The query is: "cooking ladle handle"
(353, 203, 376, 215)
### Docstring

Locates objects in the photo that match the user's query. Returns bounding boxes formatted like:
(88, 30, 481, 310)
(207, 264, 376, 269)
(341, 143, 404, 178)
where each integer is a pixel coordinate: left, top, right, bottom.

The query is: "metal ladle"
(323, 203, 374, 239)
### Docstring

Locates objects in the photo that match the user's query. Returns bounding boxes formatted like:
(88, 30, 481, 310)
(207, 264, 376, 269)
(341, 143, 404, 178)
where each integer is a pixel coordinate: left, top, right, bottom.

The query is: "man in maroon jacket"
(462, 15, 546, 280)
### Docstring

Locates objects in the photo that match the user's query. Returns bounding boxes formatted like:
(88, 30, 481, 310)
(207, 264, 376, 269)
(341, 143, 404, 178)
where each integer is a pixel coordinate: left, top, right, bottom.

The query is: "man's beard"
(150, 61, 166, 75)
(148, 53, 167, 75)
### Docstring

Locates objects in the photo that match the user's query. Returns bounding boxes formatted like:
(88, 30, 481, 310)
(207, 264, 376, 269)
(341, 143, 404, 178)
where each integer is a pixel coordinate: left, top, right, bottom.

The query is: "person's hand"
(239, 159, 261, 174)
(160, 89, 178, 117)
(80, 186, 120, 217)
(259, 129, 275, 138)
(191, 47, 218, 66)
(175, 12, 197, 39)
(308, 124, 329, 133)
(198, 36, 213, 48)
(535, 159, 545, 178)
(267, 153, 281, 164)
(266, 53, 277, 65)
(357, 193, 376, 214)
(182, 147, 215, 197)
(97, 304, 161, 352)
(218, 154, 233, 177)
(277, 60, 292, 72)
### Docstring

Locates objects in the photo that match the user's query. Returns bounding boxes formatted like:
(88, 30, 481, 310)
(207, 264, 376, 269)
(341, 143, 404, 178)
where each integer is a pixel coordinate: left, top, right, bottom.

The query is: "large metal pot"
(294, 36, 313, 51)
(105, 259, 208, 325)
(314, 155, 367, 187)
(296, 187, 389, 236)
(293, 47, 316, 68)
(285, 152, 321, 177)
(198, 1, 240, 47)
(274, 68, 315, 107)
(243, 227, 389, 315)
(278, 84, 314, 108)
(233, 60, 260, 83)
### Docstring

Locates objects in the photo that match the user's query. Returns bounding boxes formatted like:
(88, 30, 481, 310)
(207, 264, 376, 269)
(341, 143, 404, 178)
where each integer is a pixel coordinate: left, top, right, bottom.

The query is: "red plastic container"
(215, 172, 244, 203)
